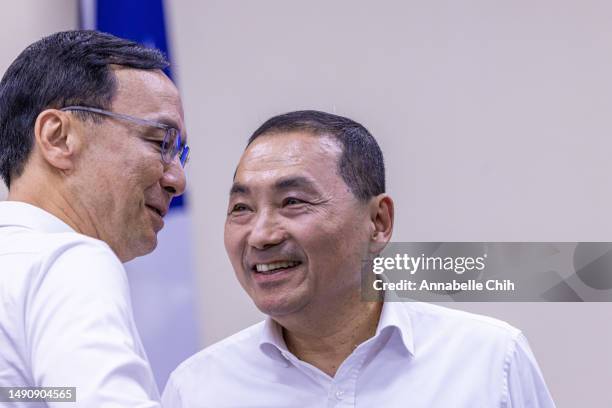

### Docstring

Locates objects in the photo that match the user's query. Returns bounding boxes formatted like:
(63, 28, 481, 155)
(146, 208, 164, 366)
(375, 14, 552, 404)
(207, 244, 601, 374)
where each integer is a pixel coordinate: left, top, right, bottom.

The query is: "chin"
(252, 294, 307, 317)
(132, 234, 158, 258)
(143, 236, 158, 254)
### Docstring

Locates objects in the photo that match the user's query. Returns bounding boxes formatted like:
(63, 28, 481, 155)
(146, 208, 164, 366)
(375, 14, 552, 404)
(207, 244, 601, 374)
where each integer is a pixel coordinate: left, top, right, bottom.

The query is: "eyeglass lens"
(162, 128, 189, 167)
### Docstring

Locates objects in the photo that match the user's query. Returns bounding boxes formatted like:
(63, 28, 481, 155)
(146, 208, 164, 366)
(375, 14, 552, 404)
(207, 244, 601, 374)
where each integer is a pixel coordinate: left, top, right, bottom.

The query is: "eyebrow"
(274, 176, 318, 192)
(152, 114, 181, 130)
(228, 176, 320, 196)
(229, 182, 250, 196)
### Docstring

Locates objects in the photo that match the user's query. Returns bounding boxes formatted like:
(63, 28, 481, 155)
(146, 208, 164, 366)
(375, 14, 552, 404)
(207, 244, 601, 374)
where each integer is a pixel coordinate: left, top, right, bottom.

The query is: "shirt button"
(335, 390, 344, 400)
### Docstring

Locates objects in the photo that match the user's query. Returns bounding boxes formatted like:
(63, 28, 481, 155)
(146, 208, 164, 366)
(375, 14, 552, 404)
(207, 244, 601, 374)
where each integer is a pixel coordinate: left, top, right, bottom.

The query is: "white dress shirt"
(163, 300, 555, 408)
(0, 201, 160, 407)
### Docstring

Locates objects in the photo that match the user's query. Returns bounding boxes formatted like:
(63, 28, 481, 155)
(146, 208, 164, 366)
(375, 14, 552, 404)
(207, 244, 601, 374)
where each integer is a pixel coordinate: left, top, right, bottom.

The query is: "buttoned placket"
(326, 343, 371, 408)
(276, 337, 378, 408)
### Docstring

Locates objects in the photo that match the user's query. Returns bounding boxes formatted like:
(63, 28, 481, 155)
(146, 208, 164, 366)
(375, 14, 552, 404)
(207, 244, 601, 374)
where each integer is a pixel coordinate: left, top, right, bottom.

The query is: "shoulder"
(167, 321, 266, 389)
(3, 229, 131, 312)
(43, 231, 116, 259)
(1, 227, 118, 267)
(407, 301, 519, 333)
(36, 232, 126, 291)
(403, 302, 521, 351)
(42, 232, 122, 270)
(173, 321, 265, 374)
(1, 227, 126, 300)
(397, 302, 526, 391)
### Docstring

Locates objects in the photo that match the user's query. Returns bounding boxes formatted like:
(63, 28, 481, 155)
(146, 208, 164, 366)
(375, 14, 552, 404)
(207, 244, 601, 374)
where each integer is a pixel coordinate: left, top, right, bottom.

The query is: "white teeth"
(255, 261, 300, 273)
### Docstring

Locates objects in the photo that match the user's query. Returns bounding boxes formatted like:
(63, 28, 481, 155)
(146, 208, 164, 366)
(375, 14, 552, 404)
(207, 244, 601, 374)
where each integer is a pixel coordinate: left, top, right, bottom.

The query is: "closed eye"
(145, 138, 164, 150)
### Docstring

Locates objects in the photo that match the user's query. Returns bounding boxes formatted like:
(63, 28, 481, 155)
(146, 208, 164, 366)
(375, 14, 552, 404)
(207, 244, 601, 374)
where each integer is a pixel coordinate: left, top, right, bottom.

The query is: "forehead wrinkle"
(240, 144, 333, 174)
(274, 176, 321, 194)
(233, 131, 345, 198)
(242, 132, 335, 167)
(242, 151, 303, 170)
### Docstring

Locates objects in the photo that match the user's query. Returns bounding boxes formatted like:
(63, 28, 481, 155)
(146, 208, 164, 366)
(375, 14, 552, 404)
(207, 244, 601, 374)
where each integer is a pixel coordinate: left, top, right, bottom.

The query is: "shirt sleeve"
(161, 372, 183, 408)
(504, 332, 556, 408)
(26, 240, 161, 407)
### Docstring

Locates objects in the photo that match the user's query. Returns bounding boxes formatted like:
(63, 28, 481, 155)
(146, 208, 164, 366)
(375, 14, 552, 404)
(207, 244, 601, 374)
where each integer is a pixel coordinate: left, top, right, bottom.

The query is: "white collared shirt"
(163, 300, 555, 408)
(0, 201, 160, 407)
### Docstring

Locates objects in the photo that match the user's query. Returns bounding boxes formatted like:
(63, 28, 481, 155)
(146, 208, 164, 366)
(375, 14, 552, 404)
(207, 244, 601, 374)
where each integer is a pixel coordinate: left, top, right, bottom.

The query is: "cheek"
(224, 223, 244, 268)
(111, 138, 164, 183)
(300, 223, 348, 269)
(224, 224, 254, 294)
(223, 226, 234, 259)
(130, 155, 165, 184)
(301, 216, 370, 277)
(117, 161, 164, 216)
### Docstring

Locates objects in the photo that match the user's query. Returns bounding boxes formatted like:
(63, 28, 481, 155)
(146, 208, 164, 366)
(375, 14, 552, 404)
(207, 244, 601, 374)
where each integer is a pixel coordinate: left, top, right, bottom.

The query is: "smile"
(255, 261, 301, 274)
(146, 205, 163, 217)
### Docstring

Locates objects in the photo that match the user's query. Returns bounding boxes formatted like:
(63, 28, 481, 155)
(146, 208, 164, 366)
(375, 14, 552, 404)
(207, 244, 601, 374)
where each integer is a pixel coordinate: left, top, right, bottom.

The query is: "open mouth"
(253, 261, 302, 275)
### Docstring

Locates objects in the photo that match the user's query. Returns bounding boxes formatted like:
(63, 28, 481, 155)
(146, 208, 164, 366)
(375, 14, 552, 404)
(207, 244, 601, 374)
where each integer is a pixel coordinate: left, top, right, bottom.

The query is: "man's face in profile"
(72, 68, 186, 261)
(225, 131, 374, 317)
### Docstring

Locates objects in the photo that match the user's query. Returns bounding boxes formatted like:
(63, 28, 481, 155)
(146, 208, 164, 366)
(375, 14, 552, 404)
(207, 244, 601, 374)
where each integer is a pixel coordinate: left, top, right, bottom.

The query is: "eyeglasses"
(60, 105, 190, 167)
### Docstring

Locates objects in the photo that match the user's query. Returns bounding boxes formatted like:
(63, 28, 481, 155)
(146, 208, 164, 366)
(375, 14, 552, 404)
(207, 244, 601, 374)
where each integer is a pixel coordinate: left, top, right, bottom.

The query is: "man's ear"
(34, 109, 80, 171)
(369, 194, 394, 255)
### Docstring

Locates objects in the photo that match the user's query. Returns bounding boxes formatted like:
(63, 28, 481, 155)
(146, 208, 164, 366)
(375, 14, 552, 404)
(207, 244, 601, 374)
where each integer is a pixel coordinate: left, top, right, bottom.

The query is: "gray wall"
(168, 1, 612, 407)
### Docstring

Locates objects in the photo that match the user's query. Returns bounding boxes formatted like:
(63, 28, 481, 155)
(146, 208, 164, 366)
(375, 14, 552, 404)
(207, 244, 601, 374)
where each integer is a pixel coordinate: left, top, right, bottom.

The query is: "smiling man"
(0, 30, 189, 407)
(163, 111, 554, 407)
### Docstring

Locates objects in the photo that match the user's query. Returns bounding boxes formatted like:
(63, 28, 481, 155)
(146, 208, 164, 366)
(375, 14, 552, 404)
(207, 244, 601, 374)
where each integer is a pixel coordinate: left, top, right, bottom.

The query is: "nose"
(161, 160, 186, 196)
(247, 208, 286, 250)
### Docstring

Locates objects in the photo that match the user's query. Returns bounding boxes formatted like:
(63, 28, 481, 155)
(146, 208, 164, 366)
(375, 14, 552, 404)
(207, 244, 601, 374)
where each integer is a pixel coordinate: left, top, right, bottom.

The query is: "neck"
(279, 294, 383, 378)
(8, 175, 99, 239)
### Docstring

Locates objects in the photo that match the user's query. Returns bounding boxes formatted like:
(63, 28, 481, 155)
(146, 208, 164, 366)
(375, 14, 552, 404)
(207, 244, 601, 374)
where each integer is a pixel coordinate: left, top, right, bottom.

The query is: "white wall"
(0, 0, 78, 200)
(168, 1, 612, 406)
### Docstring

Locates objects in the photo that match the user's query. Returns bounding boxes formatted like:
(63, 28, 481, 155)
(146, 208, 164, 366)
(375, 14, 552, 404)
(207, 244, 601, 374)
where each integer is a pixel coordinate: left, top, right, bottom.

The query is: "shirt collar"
(258, 298, 416, 363)
(374, 299, 415, 356)
(259, 317, 292, 363)
(0, 201, 75, 233)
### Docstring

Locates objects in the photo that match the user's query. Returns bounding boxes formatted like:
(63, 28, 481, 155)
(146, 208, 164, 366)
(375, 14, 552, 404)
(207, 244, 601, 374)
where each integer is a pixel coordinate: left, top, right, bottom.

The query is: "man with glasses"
(0, 30, 188, 406)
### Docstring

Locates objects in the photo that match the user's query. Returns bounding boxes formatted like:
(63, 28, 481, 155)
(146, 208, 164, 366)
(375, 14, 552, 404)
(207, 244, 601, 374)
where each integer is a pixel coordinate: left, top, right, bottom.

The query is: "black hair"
(0, 30, 169, 187)
(248, 110, 385, 201)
